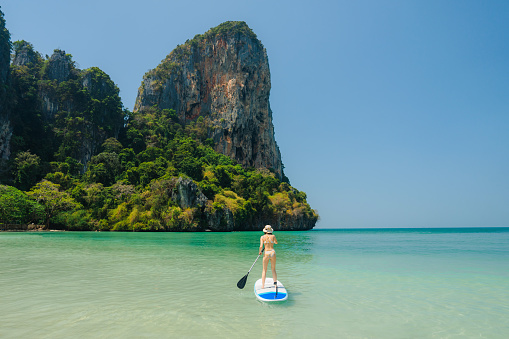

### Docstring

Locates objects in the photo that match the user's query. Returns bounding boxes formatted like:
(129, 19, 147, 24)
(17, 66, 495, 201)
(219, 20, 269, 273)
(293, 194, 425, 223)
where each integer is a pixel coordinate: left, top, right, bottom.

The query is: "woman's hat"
(263, 225, 274, 233)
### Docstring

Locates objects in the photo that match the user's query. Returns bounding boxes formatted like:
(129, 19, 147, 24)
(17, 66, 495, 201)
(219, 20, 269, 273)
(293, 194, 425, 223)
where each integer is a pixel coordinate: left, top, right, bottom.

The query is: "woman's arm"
(273, 235, 278, 244)
(259, 236, 264, 255)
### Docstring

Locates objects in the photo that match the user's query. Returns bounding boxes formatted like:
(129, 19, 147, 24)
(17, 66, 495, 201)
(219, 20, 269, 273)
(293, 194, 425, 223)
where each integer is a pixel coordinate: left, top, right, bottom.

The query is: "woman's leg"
(262, 255, 269, 288)
(270, 255, 277, 284)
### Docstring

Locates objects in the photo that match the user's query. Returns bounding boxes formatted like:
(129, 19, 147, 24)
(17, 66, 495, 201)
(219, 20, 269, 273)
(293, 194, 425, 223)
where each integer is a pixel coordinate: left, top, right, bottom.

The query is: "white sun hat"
(263, 225, 274, 233)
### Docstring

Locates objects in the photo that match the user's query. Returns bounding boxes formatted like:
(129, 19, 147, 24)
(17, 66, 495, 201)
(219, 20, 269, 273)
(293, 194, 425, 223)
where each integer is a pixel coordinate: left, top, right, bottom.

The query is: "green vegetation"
(192, 21, 258, 44)
(1, 100, 317, 230)
(27, 180, 81, 228)
(8, 42, 125, 162)
(0, 27, 318, 231)
(0, 185, 44, 224)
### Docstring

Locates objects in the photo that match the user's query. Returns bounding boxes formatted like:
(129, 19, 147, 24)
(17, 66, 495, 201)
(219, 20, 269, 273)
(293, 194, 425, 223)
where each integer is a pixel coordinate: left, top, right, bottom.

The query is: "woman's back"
(262, 234, 277, 250)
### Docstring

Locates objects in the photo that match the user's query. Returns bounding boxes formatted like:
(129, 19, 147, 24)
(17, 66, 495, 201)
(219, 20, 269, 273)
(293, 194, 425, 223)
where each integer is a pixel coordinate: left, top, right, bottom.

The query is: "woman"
(259, 225, 278, 289)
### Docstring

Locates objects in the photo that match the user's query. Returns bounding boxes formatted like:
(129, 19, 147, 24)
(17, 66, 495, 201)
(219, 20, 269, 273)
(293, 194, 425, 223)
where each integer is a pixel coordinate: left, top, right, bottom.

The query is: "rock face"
(7, 43, 125, 171)
(40, 49, 75, 119)
(0, 8, 9, 100)
(46, 50, 72, 82)
(135, 21, 283, 178)
(71, 67, 124, 168)
(169, 177, 234, 231)
(172, 177, 208, 209)
(0, 11, 12, 165)
(0, 8, 11, 161)
(12, 40, 40, 67)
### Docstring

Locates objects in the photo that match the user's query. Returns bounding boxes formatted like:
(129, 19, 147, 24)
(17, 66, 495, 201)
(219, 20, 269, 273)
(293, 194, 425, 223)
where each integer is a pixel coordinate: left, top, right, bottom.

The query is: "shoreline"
(0, 224, 46, 232)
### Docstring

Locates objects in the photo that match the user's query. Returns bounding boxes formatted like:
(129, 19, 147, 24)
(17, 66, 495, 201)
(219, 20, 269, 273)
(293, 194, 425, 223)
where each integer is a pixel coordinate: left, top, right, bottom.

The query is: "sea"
(1, 228, 508, 338)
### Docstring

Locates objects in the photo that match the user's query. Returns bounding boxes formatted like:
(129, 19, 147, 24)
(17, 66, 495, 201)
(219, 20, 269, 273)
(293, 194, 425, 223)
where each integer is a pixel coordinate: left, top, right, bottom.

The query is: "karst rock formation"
(135, 21, 284, 179)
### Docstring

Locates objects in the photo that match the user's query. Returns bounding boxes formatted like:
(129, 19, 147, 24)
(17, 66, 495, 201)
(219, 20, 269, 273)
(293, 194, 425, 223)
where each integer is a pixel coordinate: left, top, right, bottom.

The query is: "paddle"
(237, 254, 261, 289)
(275, 281, 278, 299)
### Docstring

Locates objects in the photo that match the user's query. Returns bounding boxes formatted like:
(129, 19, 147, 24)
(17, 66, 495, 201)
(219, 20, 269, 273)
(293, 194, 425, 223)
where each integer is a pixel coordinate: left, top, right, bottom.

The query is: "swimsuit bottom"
(265, 249, 276, 258)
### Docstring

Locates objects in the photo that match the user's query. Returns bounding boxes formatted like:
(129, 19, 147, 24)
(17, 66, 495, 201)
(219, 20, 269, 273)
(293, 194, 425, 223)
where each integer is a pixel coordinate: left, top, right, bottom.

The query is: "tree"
(85, 152, 121, 186)
(126, 127, 146, 153)
(102, 138, 123, 153)
(0, 185, 44, 224)
(173, 138, 203, 180)
(13, 151, 42, 190)
(27, 180, 81, 227)
(119, 148, 137, 171)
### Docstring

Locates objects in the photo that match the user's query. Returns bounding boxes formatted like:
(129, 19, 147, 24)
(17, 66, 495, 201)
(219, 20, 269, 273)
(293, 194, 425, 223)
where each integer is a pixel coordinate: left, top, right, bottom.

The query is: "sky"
(2, 0, 508, 228)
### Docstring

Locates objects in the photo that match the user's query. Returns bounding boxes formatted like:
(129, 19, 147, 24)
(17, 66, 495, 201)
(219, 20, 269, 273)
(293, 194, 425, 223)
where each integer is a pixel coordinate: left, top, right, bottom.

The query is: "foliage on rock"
(135, 21, 283, 180)
(8, 42, 125, 168)
(0, 18, 318, 231)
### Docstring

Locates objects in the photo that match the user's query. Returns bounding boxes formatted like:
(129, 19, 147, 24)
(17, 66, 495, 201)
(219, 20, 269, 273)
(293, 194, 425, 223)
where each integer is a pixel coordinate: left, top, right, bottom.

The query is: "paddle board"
(254, 278, 288, 302)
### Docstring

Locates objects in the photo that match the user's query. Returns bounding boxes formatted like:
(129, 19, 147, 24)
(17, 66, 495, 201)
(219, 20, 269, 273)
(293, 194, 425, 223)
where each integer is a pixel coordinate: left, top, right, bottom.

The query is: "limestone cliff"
(39, 49, 77, 120)
(135, 21, 283, 178)
(8, 43, 125, 170)
(0, 8, 11, 161)
(0, 13, 318, 231)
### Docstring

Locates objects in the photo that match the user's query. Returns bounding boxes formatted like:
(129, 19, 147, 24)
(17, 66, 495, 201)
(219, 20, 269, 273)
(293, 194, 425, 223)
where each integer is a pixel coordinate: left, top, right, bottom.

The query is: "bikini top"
(263, 235, 275, 244)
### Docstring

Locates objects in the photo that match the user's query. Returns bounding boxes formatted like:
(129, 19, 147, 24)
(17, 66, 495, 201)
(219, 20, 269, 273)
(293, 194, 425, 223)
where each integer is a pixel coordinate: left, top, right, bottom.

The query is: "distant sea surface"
(1, 228, 508, 338)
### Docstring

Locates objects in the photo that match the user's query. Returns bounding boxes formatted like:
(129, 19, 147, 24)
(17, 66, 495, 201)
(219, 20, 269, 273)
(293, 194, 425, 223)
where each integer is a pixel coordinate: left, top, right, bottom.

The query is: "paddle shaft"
(237, 253, 261, 289)
(247, 254, 261, 274)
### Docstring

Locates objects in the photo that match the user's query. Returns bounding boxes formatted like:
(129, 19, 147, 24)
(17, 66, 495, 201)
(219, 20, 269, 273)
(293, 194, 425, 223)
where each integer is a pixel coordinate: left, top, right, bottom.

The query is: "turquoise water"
(1, 228, 508, 338)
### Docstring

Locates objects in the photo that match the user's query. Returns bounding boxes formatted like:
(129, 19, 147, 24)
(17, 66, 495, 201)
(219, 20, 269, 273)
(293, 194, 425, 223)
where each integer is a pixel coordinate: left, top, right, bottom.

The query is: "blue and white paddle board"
(254, 278, 288, 302)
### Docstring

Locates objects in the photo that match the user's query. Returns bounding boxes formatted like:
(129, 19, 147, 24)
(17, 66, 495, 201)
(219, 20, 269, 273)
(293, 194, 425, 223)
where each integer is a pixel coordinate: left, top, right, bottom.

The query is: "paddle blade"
(237, 274, 248, 289)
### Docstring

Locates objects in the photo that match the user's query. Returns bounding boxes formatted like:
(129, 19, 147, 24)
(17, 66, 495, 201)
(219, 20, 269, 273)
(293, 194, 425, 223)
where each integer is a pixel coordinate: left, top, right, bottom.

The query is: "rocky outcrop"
(166, 176, 316, 232)
(12, 41, 40, 67)
(172, 177, 208, 209)
(227, 212, 317, 232)
(169, 177, 234, 231)
(39, 49, 75, 119)
(206, 207, 235, 232)
(45, 50, 72, 82)
(135, 21, 283, 178)
(74, 67, 124, 168)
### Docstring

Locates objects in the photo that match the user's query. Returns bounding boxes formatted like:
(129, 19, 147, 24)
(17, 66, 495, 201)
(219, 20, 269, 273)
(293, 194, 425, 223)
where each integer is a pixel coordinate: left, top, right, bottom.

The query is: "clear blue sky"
(2, 0, 508, 228)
